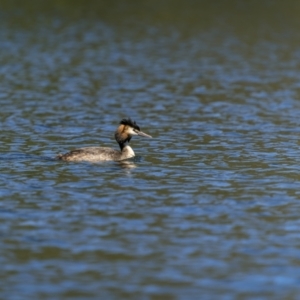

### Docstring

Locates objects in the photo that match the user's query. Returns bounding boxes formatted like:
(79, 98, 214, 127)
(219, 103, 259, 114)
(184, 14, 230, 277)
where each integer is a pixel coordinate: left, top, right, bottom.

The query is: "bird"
(56, 118, 152, 162)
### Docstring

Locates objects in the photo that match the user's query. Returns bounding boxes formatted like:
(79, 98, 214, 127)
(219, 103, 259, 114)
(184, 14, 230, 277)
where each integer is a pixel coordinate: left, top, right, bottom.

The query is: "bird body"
(57, 118, 151, 162)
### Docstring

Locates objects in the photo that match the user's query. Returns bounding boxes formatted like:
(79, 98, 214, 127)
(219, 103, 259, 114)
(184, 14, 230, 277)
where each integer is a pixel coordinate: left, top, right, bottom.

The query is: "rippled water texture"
(1, 1, 300, 299)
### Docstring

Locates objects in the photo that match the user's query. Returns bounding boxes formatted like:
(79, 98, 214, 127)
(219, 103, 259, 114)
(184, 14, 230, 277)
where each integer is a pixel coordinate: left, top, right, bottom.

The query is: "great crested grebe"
(56, 118, 152, 162)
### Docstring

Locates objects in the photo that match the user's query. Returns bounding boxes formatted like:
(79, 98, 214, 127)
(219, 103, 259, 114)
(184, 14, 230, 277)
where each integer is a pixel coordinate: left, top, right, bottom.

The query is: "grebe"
(56, 118, 152, 162)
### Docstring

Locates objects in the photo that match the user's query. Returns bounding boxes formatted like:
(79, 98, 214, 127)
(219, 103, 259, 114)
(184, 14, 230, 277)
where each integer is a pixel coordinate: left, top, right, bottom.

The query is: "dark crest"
(119, 118, 140, 131)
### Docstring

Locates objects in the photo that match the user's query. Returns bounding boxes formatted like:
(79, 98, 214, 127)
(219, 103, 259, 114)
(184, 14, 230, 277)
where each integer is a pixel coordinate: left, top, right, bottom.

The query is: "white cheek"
(128, 127, 138, 135)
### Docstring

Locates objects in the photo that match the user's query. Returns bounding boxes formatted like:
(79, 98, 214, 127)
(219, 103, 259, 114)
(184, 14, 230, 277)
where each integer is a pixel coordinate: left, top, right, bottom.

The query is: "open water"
(1, 1, 300, 299)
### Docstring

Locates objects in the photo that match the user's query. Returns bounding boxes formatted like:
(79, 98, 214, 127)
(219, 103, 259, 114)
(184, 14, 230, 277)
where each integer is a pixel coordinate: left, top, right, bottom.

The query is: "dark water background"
(1, 1, 300, 299)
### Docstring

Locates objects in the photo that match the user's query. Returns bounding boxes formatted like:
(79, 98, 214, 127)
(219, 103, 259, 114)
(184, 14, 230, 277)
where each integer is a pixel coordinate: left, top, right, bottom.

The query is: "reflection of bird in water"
(57, 118, 152, 162)
(118, 160, 138, 169)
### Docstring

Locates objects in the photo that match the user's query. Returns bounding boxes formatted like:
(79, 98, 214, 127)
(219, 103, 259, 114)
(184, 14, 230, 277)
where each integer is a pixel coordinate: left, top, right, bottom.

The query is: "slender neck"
(115, 129, 131, 151)
(121, 145, 135, 159)
(118, 142, 125, 151)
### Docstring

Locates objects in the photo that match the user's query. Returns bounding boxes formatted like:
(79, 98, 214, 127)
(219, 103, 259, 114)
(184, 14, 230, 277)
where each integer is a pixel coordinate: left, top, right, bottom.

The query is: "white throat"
(122, 145, 135, 159)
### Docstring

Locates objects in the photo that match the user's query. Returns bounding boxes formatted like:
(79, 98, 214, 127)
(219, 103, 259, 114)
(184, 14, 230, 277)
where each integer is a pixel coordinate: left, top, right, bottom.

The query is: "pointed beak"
(136, 130, 152, 138)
